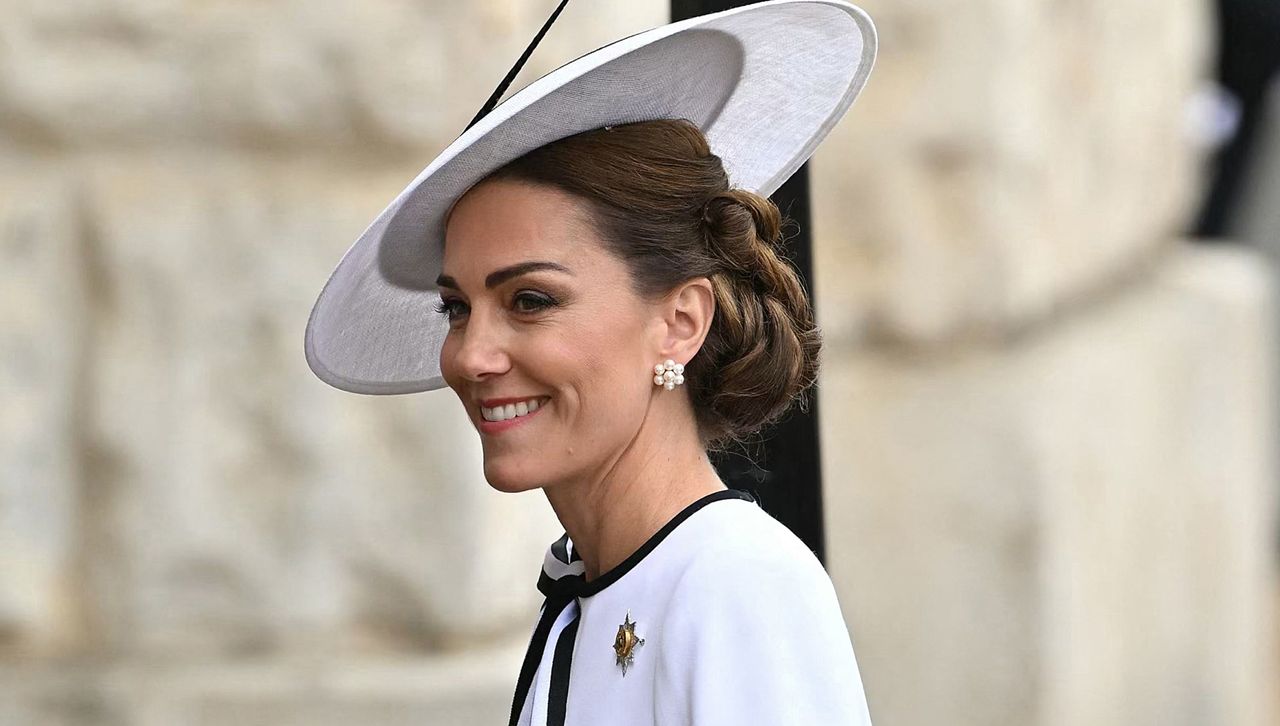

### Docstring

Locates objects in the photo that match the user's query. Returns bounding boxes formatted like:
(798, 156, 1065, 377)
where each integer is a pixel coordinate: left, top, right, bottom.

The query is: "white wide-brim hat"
(305, 0, 876, 395)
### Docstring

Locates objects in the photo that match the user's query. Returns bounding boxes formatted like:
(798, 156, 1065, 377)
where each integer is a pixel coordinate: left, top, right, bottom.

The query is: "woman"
(304, 2, 877, 724)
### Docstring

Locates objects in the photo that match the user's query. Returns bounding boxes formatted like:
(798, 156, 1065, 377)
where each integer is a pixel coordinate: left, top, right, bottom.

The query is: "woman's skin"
(438, 178, 727, 582)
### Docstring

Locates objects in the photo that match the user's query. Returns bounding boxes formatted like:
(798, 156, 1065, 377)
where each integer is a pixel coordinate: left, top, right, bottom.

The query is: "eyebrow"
(435, 261, 573, 291)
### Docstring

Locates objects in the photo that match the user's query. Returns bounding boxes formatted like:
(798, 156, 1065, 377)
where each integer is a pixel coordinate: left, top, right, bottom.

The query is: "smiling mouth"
(480, 397, 549, 423)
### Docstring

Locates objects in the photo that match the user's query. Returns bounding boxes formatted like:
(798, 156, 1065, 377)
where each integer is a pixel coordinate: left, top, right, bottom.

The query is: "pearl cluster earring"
(653, 359, 685, 391)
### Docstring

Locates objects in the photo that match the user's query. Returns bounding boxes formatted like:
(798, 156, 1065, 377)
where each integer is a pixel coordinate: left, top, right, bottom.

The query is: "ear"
(657, 277, 715, 363)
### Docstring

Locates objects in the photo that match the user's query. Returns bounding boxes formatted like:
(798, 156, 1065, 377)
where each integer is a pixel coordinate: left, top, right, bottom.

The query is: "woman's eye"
(434, 297, 469, 322)
(513, 291, 557, 313)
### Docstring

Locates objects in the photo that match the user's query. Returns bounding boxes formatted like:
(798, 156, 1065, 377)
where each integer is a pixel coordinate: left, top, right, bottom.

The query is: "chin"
(482, 456, 546, 494)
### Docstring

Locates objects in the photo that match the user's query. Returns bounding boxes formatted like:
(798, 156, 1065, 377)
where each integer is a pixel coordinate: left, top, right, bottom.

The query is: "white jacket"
(510, 488, 874, 726)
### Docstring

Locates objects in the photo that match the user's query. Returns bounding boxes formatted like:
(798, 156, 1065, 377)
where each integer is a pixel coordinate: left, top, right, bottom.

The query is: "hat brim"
(305, 0, 876, 395)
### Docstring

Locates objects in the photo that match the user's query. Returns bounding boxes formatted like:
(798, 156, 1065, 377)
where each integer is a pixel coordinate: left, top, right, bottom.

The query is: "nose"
(445, 312, 512, 383)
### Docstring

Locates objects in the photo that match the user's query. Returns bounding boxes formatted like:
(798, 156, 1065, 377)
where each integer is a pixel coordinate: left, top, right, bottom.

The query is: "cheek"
(557, 315, 651, 425)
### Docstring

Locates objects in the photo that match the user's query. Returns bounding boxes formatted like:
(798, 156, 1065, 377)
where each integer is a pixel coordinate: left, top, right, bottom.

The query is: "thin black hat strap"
(466, 0, 571, 131)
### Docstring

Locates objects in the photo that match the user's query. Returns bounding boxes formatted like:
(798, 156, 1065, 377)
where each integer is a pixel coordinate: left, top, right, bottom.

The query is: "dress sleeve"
(652, 546, 874, 726)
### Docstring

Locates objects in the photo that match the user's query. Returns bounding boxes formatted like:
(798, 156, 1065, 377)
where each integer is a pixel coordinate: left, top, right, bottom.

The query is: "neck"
(542, 408, 725, 582)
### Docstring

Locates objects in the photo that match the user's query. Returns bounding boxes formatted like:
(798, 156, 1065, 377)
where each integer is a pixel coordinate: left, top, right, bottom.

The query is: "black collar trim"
(537, 487, 756, 600)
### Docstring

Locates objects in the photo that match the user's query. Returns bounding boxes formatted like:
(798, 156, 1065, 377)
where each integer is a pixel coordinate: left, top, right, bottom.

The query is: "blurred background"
(1, 0, 1278, 724)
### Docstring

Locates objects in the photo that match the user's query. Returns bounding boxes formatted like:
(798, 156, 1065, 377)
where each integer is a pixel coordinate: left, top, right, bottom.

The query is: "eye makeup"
(512, 289, 559, 313)
(433, 286, 563, 323)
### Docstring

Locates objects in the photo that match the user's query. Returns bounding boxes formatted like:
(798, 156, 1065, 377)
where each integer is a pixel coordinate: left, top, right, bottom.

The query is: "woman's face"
(438, 179, 661, 492)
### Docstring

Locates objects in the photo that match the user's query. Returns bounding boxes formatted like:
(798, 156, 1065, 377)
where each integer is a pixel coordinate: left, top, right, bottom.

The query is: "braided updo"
(485, 119, 821, 447)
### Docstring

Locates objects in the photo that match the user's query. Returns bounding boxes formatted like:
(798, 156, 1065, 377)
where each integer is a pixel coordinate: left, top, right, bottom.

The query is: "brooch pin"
(613, 611, 645, 676)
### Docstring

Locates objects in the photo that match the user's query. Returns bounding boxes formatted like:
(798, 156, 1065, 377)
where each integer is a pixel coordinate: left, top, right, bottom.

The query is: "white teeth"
(480, 398, 546, 422)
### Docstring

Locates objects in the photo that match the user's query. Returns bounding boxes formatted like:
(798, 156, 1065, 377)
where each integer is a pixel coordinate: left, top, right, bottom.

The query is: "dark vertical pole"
(672, 0, 826, 564)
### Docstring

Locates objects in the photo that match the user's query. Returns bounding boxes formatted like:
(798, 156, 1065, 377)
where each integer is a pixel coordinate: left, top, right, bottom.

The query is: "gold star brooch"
(613, 611, 645, 676)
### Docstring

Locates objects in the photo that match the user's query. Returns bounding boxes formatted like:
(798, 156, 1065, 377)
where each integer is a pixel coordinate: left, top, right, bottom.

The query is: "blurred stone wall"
(816, 1, 1278, 725)
(0, 1, 1275, 726)
(0, 2, 672, 723)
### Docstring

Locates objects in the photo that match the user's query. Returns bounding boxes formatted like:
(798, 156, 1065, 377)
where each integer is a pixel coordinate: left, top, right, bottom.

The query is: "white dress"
(510, 488, 874, 726)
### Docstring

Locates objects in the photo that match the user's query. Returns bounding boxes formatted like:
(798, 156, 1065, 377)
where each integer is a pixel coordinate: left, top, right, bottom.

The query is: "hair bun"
(696, 188, 820, 441)
(700, 191, 782, 265)
(700, 191, 794, 302)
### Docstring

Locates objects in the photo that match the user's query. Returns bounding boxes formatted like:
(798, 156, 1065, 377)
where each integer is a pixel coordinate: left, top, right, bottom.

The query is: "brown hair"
(485, 119, 821, 447)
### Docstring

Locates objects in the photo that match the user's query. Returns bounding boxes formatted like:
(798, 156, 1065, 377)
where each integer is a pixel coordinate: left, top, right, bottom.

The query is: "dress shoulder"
(672, 495, 834, 591)
(652, 498, 873, 726)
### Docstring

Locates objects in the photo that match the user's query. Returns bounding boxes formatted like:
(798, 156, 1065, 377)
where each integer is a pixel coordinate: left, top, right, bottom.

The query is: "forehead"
(442, 179, 604, 275)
